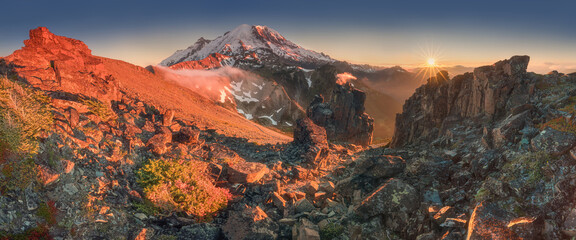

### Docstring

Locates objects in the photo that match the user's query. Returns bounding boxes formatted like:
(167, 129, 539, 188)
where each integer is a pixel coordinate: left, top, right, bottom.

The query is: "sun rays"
(415, 42, 448, 83)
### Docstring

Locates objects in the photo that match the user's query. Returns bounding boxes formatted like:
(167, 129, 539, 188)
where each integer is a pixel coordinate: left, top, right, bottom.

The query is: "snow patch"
(258, 115, 277, 125)
(237, 109, 253, 120)
(219, 89, 227, 103)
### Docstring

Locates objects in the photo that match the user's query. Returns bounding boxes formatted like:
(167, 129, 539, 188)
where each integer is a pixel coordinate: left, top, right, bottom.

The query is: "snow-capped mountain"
(160, 24, 335, 68)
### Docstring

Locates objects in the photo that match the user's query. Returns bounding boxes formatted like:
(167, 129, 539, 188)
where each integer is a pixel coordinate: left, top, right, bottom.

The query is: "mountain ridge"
(160, 24, 335, 68)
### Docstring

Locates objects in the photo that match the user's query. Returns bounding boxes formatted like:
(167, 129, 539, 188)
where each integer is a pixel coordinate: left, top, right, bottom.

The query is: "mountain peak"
(160, 24, 334, 68)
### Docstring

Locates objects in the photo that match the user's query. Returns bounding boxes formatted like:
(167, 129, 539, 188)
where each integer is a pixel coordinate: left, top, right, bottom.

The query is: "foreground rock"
(355, 178, 419, 219)
(293, 117, 329, 166)
(227, 160, 269, 183)
(467, 202, 538, 240)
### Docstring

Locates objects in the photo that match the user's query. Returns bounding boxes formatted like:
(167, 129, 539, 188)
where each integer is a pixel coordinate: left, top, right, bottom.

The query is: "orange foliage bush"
(137, 159, 230, 218)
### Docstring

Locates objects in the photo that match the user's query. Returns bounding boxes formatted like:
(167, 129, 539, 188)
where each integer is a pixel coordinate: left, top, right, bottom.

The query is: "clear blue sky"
(1, 0, 575, 73)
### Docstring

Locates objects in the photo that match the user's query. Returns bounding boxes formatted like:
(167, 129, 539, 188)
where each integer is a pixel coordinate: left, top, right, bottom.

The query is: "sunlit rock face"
(391, 55, 531, 148)
(3, 27, 119, 102)
(306, 82, 374, 146)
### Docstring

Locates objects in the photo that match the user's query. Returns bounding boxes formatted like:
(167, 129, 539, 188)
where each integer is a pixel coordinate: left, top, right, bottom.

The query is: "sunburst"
(415, 42, 447, 83)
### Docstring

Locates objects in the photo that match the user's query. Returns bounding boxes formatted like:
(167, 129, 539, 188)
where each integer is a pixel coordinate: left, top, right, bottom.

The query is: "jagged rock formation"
(307, 82, 374, 146)
(391, 55, 531, 148)
(3, 27, 119, 102)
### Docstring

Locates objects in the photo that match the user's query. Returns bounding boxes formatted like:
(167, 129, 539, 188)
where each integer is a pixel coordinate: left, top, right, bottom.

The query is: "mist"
(336, 72, 357, 85)
(156, 66, 262, 103)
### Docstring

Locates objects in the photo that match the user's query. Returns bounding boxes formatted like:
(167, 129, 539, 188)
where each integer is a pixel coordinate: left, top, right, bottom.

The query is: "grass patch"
(136, 158, 231, 219)
(559, 96, 576, 115)
(539, 117, 576, 135)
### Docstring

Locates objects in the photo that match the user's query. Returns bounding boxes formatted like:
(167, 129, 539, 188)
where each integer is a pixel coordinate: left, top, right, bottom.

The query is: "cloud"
(156, 66, 261, 103)
(336, 72, 356, 85)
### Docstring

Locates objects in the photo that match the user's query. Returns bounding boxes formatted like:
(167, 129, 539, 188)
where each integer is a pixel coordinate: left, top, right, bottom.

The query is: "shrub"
(36, 200, 58, 225)
(136, 158, 231, 218)
(0, 158, 38, 193)
(80, 97, 116, 122)
(0, 77, 53, 155)
(320, 222, 344, 240)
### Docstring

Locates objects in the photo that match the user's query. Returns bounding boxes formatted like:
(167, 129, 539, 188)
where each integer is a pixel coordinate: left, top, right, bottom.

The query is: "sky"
(1, 0, 575, 73)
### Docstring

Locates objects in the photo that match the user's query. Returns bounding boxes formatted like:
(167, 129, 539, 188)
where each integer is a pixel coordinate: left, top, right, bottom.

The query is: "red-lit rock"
(227, 161, 268, 184)
(4, 27, 119, 102)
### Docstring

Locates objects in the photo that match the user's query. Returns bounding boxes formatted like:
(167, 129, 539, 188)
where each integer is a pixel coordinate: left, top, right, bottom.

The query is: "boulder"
(295, 198, 316, 214)
(563, 208, 576, 236)
(353, 154, 406, 178)
(292, 218, 320, 240)
(146, 128, 172, 155)
(65, 107, 80, 128)
(355, 178, 419, 219)
(222, 205, 278, 240)
(531, 127, 576, 154)
(433, 206, 455, 225)
(178, 223, 222, 240)
(466, 202, 519, 240)
(174, 127, 200, 145)
(227, 161, 268, 184)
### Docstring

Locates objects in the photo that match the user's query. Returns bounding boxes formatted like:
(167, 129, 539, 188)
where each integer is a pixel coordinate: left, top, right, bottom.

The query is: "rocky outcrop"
(3, 27, 119, 102)
(391, 56, 532, 148)
(293, 118, 329, 166)
(307, 82, 374, 146)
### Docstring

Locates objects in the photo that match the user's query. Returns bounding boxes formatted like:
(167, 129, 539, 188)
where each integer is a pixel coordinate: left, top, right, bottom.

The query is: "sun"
(427, 58, 436, 66)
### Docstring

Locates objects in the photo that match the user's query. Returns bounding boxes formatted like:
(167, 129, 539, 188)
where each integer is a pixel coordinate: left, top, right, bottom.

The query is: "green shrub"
(320, 222, 344, 240)
(0, 77, 53, 155)
(36, 200, 58, 225)
(0, 157, 38, 193)
(80, 97, 116, 122)
(136, 158, 231, 218)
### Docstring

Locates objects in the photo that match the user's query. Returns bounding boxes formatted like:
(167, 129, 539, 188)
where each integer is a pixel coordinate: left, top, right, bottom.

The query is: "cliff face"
(307, 82, 374, 146)
(391, 55, 531, 148)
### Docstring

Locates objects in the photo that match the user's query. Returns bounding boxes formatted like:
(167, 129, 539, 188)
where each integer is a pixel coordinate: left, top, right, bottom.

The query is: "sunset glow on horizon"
(0, 1, 575, 74)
